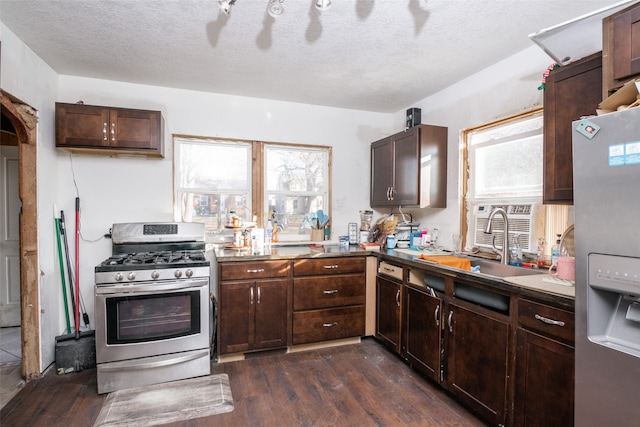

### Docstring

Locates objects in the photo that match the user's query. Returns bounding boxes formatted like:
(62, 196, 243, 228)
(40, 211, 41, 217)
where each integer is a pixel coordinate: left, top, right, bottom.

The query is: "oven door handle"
(95, 279, 209, 295)
(98, 349, 210, 372)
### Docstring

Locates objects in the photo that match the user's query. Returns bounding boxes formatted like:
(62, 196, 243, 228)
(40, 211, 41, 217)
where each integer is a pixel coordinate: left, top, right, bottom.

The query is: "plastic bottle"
(226, 210, 235, 226)
(265, 220, 273, 246)
(536, 237, 546, 267)
(551, 234, 561, 264)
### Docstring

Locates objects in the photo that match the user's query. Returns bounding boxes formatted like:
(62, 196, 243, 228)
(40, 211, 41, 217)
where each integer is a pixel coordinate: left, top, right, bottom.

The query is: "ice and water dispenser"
(588, 253, 640, 358)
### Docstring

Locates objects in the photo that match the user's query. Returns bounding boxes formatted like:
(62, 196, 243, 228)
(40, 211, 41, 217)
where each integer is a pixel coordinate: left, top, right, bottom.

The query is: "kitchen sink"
(467, 258, 545, 278)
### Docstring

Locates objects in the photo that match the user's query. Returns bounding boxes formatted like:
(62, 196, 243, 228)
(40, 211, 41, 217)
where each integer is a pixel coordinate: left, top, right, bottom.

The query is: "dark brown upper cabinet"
(55, 102, 164, 157)
(543, 52, 602, 204)
(603, 2, 640, 98)
(370, 124, 448, 208)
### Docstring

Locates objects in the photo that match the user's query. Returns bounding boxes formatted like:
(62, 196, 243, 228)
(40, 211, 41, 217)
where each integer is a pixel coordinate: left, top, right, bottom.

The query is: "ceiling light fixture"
(268, 0, 284, 18)
(315, 0, 331, 11)
(218, 0, 237, 15)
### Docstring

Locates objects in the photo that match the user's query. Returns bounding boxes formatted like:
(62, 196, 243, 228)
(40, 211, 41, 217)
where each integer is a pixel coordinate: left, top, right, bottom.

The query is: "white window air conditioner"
(471, 203, 545, 254)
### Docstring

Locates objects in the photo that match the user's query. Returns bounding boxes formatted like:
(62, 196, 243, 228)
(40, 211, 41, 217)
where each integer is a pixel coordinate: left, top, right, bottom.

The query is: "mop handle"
(75, 197, 80, 337)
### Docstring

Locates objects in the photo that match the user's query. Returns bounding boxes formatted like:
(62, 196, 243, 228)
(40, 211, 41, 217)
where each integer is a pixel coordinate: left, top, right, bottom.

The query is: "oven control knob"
(185, 269, 194, 278)
(127, 272, 136, 281)
(174, 270, 183, 278)
(151, 271, 160, 280)
(115, 273, 123, 282)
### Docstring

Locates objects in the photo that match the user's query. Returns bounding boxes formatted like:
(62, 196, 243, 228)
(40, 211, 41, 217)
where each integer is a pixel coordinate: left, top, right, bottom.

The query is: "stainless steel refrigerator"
(573, 106, 640, 426)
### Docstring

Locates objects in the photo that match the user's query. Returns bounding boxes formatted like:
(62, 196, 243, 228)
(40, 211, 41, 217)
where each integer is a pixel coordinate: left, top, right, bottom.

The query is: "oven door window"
(105, 291, 201, 344)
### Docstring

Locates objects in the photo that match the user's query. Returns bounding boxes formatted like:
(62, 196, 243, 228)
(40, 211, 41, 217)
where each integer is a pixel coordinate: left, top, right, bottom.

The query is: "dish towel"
(419, 255, 471, 271)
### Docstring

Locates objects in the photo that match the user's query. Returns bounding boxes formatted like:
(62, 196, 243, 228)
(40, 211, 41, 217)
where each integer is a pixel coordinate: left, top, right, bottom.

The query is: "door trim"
(1, 92, 41, 380)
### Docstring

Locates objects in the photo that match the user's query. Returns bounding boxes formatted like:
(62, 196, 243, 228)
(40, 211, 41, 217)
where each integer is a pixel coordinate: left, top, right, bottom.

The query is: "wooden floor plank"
(1, 339, 484, 427)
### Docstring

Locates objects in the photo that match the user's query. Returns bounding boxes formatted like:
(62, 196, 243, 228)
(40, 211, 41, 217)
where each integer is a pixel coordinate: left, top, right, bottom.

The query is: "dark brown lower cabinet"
(444, 301, 510, 427)
(514, 298, 575, 426)
(403, 286, 442, 382)
(376, 274, 402, 354)
(514, 329, 574, 426)
(218, 278, 289, 354)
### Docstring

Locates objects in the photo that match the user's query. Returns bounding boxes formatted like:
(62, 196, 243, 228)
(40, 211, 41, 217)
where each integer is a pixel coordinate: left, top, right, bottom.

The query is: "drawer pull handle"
(257, 286, 261, 304)
(323, 322, 338, 327)
(395, 289, 400, 307)
(111, 123, 115, 141)
(323, 265, 339, 269)
(250, 287, 254, 305)
(247, 268, 265, 273)
(103, 123, 108, 140)
(535, 314, 565, 327)
(434, 306, 440, 326)
(447, 310, 454, 333)
(383, 267, 396, 272)
(323, 289, 339, 295)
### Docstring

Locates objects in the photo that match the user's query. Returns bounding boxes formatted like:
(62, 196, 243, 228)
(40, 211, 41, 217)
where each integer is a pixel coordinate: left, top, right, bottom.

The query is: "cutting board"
(503, 274, 575, 297)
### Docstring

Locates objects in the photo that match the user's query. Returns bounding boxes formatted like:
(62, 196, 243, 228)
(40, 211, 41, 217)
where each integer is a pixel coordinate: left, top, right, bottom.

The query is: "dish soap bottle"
(551, 234, 561, 264)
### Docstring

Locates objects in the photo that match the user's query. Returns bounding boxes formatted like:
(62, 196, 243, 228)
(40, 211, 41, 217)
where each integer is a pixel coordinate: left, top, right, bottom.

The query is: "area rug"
(93, 374, 234, 427)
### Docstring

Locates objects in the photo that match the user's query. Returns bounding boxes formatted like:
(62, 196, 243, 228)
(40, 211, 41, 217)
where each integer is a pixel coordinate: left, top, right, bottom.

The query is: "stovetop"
(96, 250, 209, 273)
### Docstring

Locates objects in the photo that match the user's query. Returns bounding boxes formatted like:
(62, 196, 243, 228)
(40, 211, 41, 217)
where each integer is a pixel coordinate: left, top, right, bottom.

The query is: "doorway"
(0, 92, 41, 381)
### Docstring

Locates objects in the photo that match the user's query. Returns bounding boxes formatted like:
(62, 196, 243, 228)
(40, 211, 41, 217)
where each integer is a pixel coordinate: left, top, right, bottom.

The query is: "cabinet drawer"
(220, 260, 290, 281)
(378, 261, 403, 281)
(292, 306, 365, 345)
(293, 257, 365, 276)
(518, 299, 574, 343)
(293, 275, 365, 310)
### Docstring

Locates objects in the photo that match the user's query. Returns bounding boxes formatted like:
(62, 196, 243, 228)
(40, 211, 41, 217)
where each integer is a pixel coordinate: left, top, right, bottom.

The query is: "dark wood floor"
(1, 338, 485, 426)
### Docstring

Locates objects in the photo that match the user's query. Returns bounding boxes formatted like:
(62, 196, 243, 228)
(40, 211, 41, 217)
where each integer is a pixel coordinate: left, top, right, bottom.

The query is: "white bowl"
(396, 241, 410, 249)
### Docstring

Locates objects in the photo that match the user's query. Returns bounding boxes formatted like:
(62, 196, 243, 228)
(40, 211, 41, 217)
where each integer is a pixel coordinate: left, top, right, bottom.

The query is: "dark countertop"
(213, 244, 574, 307)
(213, 243, 375, 261)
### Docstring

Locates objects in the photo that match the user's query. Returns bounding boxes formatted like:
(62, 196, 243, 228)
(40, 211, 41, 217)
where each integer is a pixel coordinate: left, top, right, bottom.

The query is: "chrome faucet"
(484, 207, 510, 265)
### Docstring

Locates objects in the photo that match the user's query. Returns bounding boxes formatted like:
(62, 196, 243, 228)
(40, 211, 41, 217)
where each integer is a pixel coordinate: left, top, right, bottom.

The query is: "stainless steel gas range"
(94, 222, 211, 394)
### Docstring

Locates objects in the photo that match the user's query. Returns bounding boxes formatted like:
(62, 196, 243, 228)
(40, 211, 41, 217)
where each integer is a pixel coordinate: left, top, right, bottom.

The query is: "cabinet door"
(55, 103, 110, 148)
(612, 4, 640, 81)
(445, 302, 509, 426)
(218, 281, 255, 354)
(218, 282, 256, 354)
(392, 128, 420, 206)
(543, 53, 602, 204)
(370, 136, 393, 207)
(514, 329, 574, 427)
(404, 286, 442, 382)
(110, 108, 162, 151)
(254, 279, 289, 350)
(376, 275, 402, 353)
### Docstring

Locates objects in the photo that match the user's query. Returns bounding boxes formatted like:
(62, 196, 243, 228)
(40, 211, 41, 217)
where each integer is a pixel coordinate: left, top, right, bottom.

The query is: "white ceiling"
(0, 0, 630, 113)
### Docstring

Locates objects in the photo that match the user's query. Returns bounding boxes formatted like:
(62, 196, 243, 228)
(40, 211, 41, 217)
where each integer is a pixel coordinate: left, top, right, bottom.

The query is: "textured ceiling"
(0, 0, 631, 112)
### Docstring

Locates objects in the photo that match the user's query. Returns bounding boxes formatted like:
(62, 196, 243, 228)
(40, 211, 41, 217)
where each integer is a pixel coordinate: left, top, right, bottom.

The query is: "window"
(265, 145, 328, 241)
(174, 136, 330, 242)
(467, 111, 543, 202)
(175, 138, 252, 236)
(461, 108, 568, 257)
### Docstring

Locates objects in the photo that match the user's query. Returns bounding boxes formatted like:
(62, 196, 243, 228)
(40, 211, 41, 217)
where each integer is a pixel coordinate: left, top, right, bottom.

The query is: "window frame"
(459, 107, 569, 255)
